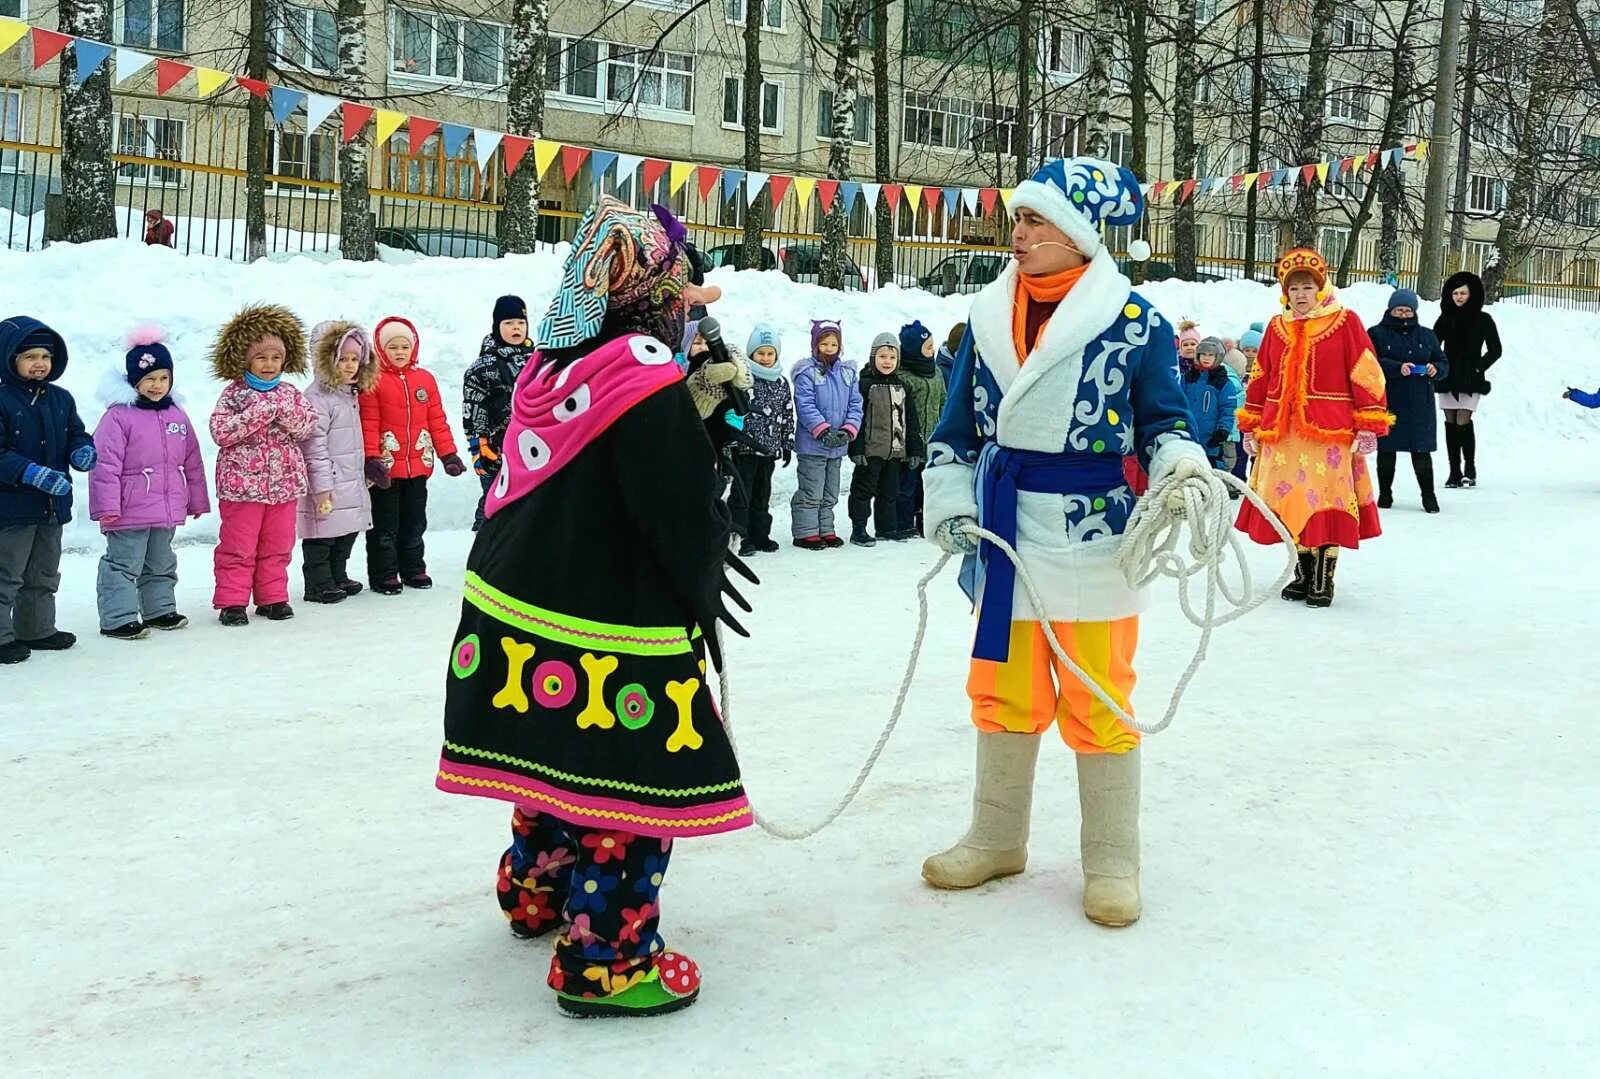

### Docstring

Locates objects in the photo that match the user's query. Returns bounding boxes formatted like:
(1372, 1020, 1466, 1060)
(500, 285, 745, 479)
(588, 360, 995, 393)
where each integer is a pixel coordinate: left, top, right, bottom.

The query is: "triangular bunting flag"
(721, 168, 745, 204)
(1300, 164, 1317, 185)
(342, 103, 375, 143)
(305, 93, 341, 133)
(474, 128, 503, 174)
(904, 185, 924, 212)
(373, 109, 406, 146)
(1414, 140, 1429, 160)
(942, 188, 961, 216)
(591, 150, 619, 186)
(1275, 168, 1293, 187)
(1151, 181, 1169, 202)
(1256, 171, 1272, 191)
(1366, 151, 1380, 170)
(695, 165, 721, 201)
(744, 171, 769, 207)
(194, 68, 231, 97)
(154, 58, 192, 96)
(407, 117, 441, 156)
(924, 187, 942, 213)
(962, 188, 981, 214)
(615, 153, 643, 184)
(998, 188, 1016, 211)
(881, 183, 903, 212)
(860, 181, 881, 210)
(1243, 172, 1260, 189)
(0, 19, 28, 58)
(641, 158, 669, 193)
(71, 40, 113, 87)
(668, 161, 695, 196)
(30, 27, 72, 69)
(816, 179, 839, 210)
(1228, 174, 1243, 193)
(1386, 147, 1404, 168)
(768, 174, 793, 206)
(1315, 161, 1329, 185)
(979, 188, 998, 216)
(1178, 180, 1197, 204)
(533, 139, 561, 179)
(235, 76, 270, 99)
(839, 181, 861, 211)
(441, 123, 472, 157)
(269, 87, 306, 126)
(502, 135, 531, 176)
(792, 176, 817, 209)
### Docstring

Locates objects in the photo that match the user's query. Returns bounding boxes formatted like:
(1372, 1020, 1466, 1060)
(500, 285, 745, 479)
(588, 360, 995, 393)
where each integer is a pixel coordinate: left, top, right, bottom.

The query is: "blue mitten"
(70, 445, 98, 471)
(23, 464, 72, 497)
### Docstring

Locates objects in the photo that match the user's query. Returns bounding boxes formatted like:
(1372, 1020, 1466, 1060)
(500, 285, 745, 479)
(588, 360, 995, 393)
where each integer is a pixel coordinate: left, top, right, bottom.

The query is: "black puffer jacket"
(1433, 271, 1502, 397)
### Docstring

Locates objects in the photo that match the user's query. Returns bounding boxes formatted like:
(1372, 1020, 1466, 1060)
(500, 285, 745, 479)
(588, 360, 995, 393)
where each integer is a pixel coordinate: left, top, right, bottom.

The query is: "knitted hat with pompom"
(124, 324, 173, 387)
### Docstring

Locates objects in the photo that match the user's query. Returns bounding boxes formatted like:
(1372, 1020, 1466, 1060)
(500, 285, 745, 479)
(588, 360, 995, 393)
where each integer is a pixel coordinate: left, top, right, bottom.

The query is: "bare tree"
(1447, 4, 1482, 269)
(872, 0, 895, 285)
(1290, 0, 1338, 246)
(819, 0, 862, 290)
(501, 0, 549, 254)
(1172, 0, 1199, 278)
(742, 0, 768, 268)
(1083, 0, 1116, 158)
(246, 0, 269, 261)
(1242, 0, 1267, 278)
(56, 0, 117, 243)
(1016, 0, 1037, 179)
(336, 0, 375, 261)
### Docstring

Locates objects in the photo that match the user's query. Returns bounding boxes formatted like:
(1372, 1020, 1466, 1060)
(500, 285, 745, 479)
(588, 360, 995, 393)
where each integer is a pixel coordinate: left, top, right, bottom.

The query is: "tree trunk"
(1447, 6, 1480, 271)
(337, 0, 375, 261)
(1335, 30, 1412, 286)
(819, 3, 860, 291)
(1378, 163, 1402, 281)
(1243, 0, 1266, 278)
(742, 0, 767, 269)
(1291, 0, 1338, 247)
(501, 0, 549, 254)
(246, 0, 268, 262)
(1083, 1, 1115, 159)
(873, 0, 894, 286)
(56, 0, 117, 243)
(1172, 0, 1198, 279)
(1129, 0, 1150, 283)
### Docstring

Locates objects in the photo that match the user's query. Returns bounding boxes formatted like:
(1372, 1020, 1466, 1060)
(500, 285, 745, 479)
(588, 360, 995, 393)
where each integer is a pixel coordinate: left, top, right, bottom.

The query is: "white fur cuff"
(1148, 437, 1209, 489)
(922, 461, 978, 538)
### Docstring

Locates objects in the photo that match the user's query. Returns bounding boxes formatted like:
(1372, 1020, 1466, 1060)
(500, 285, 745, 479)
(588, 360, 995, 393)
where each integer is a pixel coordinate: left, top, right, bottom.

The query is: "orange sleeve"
(1343, 319, 1393, 435)
(426, 371, 458, 458)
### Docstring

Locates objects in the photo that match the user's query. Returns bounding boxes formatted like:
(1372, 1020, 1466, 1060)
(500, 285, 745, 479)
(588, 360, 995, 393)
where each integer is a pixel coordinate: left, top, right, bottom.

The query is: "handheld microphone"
(697, 316, 751, 417)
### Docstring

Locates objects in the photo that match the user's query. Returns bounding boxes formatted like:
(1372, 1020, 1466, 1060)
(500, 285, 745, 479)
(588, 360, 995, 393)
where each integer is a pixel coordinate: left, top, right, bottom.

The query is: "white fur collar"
(96, 367, 188, 409)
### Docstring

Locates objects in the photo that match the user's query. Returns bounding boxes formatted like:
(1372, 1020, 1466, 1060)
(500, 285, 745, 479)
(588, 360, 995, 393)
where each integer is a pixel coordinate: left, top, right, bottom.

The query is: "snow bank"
(2, 239, 1597, 548)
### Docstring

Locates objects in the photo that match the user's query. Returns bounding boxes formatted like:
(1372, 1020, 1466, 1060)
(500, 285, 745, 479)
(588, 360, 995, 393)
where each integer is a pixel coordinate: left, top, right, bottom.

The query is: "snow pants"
(791, 454, 842, 540)
(967, 617, 1140, 755)
(368, 477, 428, 583)
(301, 532, 358, 596)
(0, 522, 63, 646)
(896, 461, 925, 536)
(730, 454, 776, 544)
(213, 500, 296, 609)
(97, 526, 178, 629)
(498, 807, 673, 994)
(848, 457, 902, 535)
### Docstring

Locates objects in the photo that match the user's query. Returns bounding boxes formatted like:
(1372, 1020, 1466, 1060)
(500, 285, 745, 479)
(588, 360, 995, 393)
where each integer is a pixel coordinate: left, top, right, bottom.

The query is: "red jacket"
(361, 317, 458, 479)
(1237, 306, 1391, 444)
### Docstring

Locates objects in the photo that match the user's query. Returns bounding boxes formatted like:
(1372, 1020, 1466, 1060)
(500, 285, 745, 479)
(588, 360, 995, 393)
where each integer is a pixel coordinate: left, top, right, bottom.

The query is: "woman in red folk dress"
(1235, 248, 1392, 608)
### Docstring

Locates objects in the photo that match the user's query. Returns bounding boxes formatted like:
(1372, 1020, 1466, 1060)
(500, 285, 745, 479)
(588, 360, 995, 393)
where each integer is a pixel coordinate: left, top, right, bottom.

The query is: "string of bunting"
(1, 15, 1426, 219)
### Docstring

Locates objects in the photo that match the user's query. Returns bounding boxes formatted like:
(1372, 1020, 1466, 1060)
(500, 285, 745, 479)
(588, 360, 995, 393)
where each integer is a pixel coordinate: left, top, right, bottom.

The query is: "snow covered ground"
(4, 242, 1600, 1076)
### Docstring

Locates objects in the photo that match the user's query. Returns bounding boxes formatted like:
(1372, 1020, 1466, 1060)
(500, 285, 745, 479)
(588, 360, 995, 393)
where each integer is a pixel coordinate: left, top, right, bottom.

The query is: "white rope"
(720, 464, 1298, 840)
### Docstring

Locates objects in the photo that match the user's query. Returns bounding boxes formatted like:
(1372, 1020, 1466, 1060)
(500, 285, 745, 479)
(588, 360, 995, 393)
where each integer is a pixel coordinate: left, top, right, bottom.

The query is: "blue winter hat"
(124, 324, 174, 387)
(746, 325, 781, 360)
(1008, 157, 1145, 257)
(1388, 288, 1421, 313)
(492, 294, 528, 327)
(899, 321, 932, 359)
(1240, 322, 1265, 350)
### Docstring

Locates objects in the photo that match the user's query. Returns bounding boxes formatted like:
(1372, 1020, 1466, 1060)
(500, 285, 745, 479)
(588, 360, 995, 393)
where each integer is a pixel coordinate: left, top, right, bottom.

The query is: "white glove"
(934, 517, 980, 555)
(1164, 455, 1214, 513)
(1242, 432, 1259, 457)
(1354, 431, 1378, 456)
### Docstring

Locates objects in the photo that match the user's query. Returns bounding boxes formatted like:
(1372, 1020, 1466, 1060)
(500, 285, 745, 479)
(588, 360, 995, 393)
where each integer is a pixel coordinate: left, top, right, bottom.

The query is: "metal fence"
(5, 80, 1600, 309)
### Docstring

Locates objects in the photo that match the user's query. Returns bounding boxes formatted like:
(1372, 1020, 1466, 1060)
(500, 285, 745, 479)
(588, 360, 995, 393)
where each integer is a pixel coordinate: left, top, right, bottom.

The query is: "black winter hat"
(19, 328, 55, 354)
(124, 324, 174, 387)
(493, 295, 528, 326)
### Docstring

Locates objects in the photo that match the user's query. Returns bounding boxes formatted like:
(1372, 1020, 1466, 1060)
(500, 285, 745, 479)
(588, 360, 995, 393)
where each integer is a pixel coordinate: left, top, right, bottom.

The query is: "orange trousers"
(967, 618, 1140, 754)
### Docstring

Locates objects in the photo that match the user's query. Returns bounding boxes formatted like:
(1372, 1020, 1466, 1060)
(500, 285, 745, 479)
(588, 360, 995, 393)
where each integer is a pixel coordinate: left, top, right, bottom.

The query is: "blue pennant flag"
(943, 187, 961, 216)
(590, 150, 619, 186)
(721, 169, 745, 203)
(440, 123, 471, 156)
(839, 180, 861, 210)
(269, 87, 305, 126)
(72, 40, 114, 87)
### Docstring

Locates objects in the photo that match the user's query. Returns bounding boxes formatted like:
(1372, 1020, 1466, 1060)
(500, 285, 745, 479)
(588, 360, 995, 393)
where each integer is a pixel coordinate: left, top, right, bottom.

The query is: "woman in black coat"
(1433, 270, 1502, 488)
(1369, 289, 1448, 513)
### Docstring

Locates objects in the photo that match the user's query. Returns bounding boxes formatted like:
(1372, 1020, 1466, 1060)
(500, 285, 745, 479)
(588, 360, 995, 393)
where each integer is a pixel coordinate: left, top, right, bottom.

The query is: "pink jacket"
(89, 401, 210, 530)
(209, 381, 317, 505)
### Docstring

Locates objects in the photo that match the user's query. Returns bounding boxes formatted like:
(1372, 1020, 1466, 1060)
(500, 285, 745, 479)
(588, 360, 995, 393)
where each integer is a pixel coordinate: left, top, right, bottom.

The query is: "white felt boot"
(922, 732, 1041, 889)
(1078, 748, 1142, 926)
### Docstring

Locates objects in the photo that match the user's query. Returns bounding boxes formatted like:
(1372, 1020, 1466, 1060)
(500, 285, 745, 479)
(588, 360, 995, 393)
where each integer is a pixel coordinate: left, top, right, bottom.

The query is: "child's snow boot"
(1078, 748, 1141, 927)
(307, 586, 347, 605)
(100, 622, 150, 641)
(820, 533, 845, 549)
(923, 732, 1041, 889)
(556, 952, 701, 1019)
(374, 574, 404, 595)
(1306, 547, 1338, 608)
(756, 537, 780, 553)
(145, 612, 189, 631)
(255, 602, 295, 621)
(405, 572, 434, 590)
(20, 630, 76, 651)
(338, 578, 364, 597)
(219, 606, 249, 627)
(793, 536, 825, 551)
(1282, 549, 1315, 602)
(0, 641, 30, 664)
(849, 525, 876, 547)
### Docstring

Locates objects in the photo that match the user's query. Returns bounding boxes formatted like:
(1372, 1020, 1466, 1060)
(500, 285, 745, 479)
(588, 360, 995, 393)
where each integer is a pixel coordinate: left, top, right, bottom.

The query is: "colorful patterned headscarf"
(537, 197, 693, 353)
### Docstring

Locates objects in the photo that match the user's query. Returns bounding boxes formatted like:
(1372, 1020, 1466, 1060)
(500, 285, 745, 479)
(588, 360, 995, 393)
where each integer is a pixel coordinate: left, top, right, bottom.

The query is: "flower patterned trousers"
(498, 807, 674, 997)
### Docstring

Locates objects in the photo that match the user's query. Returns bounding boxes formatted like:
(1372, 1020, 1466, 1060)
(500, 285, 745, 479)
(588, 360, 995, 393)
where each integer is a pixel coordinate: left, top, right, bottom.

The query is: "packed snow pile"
(3, 239, 1598, 547)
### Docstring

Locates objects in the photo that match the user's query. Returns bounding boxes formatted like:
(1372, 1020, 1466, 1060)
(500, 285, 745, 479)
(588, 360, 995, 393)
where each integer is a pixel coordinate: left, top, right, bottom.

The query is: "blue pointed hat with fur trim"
(1008, 157, 1144, 257)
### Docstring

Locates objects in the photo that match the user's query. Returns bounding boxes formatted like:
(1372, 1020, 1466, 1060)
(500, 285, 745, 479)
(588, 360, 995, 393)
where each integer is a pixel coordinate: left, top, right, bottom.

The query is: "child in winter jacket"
(1565, 387, 1600, 408)
(89, 326, 209, 640)
(1181, 336, 1240, 471)
(1177, 319, 1202, 376)
(0, 316, 95, 664)
(790, 319, 863, 550)
(936, 322, 964, 389)
(209, 304, 318, 626)
(896, 321, 947, 539)
(848, 333, 924, 546)
(731, 325, 795, 556)
(299, 321, 378, 604)
(361, 317, 466, 594)
(462, 296, 534, 531)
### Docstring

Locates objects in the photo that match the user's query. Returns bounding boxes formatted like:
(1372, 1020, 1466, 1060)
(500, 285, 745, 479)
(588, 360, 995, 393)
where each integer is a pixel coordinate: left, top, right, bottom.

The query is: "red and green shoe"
(556, 952, 701, 1019)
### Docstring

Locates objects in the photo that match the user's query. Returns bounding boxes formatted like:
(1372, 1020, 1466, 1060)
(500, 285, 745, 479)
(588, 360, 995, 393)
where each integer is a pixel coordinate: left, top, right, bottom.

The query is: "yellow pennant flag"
(792, 176, 816, 209)
(1243, 172, 1261, 189)
(0, 18, 28, 56)
(904, 184, 924, 212)
(194, 68, 231, 97)
(533, 139, 562, 179)
(373, 109, 406, 146)
(1315, 161, 1329, 185)
(1414, 139, 1430, 160)
(998, 187, 1015, 212)
(668, 160, 695, 195)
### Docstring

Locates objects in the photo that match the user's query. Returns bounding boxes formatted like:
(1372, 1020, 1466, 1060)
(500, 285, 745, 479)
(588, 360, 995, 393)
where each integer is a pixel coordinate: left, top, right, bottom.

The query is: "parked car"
(703, 241, 867, 290)
(704, 243, 778, 271)
(917, 251, 1008, 296)
(1133, 259, 1224, 283)
(374, 227, 502, 259)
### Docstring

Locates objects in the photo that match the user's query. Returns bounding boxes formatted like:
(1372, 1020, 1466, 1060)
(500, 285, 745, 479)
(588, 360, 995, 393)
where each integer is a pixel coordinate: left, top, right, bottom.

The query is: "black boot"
(1282, 549, 1315, 602)
(1376, 451, 1396, 510)
(1306, 547, 1338, 608)
(1444, 425, 1464, 488)
(1414, 453, 1440, 513)
(1461, 421, 1477, 486)
(849, 524, 877, 547)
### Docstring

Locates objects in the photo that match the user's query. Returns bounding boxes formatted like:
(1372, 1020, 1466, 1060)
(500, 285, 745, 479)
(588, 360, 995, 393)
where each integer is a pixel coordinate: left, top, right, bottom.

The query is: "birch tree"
(1172, 0, 1199, 278)
(336, 0, 374, 261)
(1291, 0, 1338, 246)
(872, 0, 895, 285)
(56, 0, 116, 243)
(501, 0, 549, 254)
(245, 0, 268, 262)
(1082, 0, 1117, 159)
(819, 0, 861, 291)
(742, 0, 768, 267)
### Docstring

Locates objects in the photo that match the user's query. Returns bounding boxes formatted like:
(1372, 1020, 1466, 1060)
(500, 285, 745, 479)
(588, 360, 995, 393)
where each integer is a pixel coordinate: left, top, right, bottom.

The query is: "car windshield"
(968, 256, 1003, 285)
(416, 233, 498, 258)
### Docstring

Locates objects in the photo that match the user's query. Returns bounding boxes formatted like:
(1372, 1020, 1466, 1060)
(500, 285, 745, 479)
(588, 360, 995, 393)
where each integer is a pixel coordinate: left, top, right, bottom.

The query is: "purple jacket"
(791, 355, 864, 458)
(298, 380, 373, 539)
(89, 400, 210, 531)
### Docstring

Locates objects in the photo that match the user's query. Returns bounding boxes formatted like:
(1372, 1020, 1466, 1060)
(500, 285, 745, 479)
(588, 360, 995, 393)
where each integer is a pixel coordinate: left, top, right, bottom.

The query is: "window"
(266, 131, 337, 192)
(1579, 194, 1600, 228)
(817, 89, 872, 144)
(0, 0, 21, 17)
(1537, 184, 1569, 222)
(1195, 0, 1218, 24)
(1324, 167, 1360, 200)
(1327, 81, 1368, 123)
(821, 0, 874, 44)
(1226, 218, 1281, 261)
(1468, 174, 1508, 213)
(1319, 225, 1350, 267)
(115, 115, 185, 186)
(1461, 239, 1495, 274)
(1583, 134, 1600, 161)
(1333, 7, 1371, 47)
(384, 134, 479, 200)
(390, 7, 506, 87)
(1, 88, 22, 172)
(116, 0, 185, 51)
(1047, 29, 1091, 76)
(1107, 130, 1133, 168)
(546, 37, 603, 101)
(1472, 108, 1516, 150)
(605, 45, 694, 113)
(726, 0, 783, 30)
(723, 76, 783, 133)
(905, 0, 1012, 58)
(903, 92, 1015, 155)
(1548, 123, 1575, 154)
(271, 4, 337, 75)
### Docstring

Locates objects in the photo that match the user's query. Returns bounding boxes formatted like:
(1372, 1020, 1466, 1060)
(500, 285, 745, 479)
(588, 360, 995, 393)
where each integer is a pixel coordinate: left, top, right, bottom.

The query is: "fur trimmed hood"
(310, 319, 378, 393)
(210, 303, 308, 381)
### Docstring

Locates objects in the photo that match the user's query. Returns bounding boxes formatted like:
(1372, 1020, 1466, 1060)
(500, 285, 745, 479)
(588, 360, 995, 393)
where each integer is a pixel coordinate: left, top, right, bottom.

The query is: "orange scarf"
(1012, 264, 1089, 364)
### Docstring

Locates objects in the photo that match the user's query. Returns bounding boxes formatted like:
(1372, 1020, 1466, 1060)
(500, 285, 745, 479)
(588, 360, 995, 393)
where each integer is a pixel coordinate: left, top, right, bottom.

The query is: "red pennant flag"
(502, 135, 531, 176)
(407, 117, 441, 156)
(235, 77, 270, 99)
(1178, 180, 1197, 204)
(1366, 151, 1380, 171)
(882, 183, 903, 212)
(1255, 171, 1272, 191)
(768, 174, 793, 206)
(154, 59, 192, 95)
(562, 144, 589, 185)
(641, 158, 669, 193)
(30, 28, 73, 69)
(1404, 142, 1418, 155)
(977, 188, 998, 216)
(1299, 164, 1317, 186)
(923, 186, 942, 212)
(816, 179, 839, 209)
(1231, 174, 1244, 193)
(341, 102, 374, 143)
(1148, 181, 1167, 202)
(693, 164, 720, 201)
